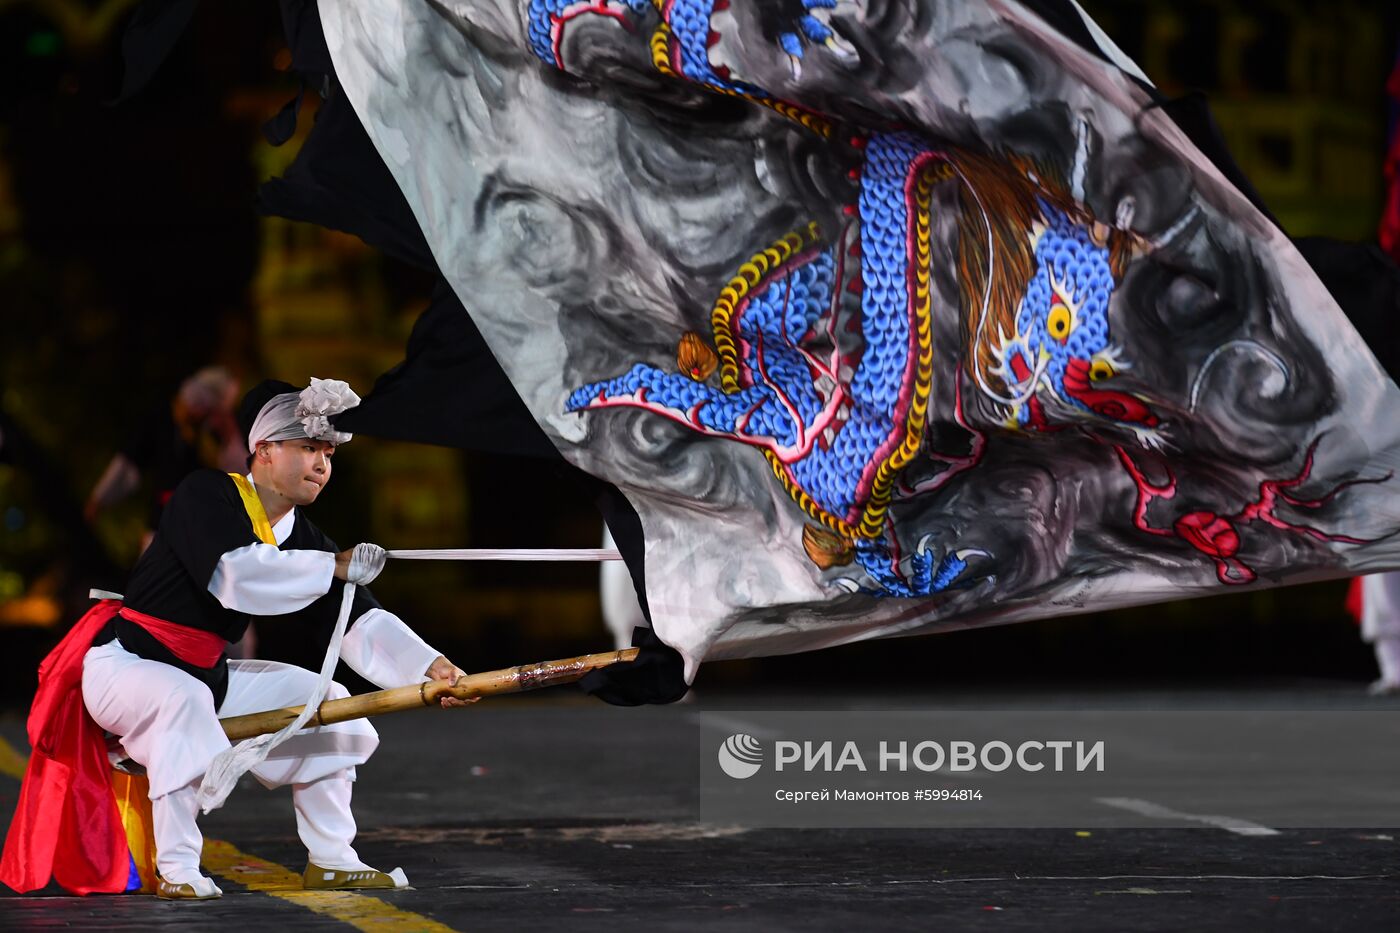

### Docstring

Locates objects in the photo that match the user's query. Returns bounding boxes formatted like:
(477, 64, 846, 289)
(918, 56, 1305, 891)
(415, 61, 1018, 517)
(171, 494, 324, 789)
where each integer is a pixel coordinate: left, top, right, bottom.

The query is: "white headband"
(247, 378, 360, 454)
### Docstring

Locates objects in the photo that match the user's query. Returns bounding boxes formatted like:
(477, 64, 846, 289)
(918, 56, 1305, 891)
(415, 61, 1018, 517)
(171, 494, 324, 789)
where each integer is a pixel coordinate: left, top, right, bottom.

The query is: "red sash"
(119, 608, 224, 668)
(0, 602, 225, 895)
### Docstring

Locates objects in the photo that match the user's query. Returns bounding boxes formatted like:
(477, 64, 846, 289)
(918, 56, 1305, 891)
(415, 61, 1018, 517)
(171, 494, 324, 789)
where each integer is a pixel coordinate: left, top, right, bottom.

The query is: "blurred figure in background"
(85, 366, 246, 552)
(1356, 574, 1400, 695)
(1356, 50, 1400, 697)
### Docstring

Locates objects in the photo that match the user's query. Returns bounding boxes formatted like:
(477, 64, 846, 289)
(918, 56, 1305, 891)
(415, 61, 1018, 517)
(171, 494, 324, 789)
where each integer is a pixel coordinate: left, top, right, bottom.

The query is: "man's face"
(258, 439, 335, 506)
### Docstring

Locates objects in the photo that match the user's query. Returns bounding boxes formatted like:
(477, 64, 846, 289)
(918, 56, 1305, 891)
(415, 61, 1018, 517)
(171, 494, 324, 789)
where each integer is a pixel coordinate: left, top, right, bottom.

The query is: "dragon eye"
(1047, 303, 1072, 341)
(1089, 359, 1115, 381)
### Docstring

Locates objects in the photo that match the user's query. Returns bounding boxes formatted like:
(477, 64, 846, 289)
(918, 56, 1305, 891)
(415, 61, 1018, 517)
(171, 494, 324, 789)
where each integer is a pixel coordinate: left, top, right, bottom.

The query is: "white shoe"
(156, 874, 223, 899)
(303, 862, 409, 890)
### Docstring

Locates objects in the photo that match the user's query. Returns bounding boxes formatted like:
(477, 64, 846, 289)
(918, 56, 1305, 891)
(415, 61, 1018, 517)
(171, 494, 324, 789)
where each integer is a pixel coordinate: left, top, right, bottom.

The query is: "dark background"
(0, 0, 1396, 706)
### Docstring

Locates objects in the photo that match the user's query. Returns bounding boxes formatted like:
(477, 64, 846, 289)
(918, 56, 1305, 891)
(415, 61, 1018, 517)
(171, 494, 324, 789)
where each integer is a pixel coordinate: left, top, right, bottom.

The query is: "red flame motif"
(1115, 440, 1389, 584)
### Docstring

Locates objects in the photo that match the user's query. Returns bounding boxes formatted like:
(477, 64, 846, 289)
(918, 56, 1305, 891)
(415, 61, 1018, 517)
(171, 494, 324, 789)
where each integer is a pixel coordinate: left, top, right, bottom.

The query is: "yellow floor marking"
(0, 735, 27, 780)
(202, 839, 462, 932)
(0, 734, 461, 932)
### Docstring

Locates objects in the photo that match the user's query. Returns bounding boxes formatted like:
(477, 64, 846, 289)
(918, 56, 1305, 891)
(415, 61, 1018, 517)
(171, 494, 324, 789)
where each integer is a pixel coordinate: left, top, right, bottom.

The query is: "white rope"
(197, 581, 358, 813)
(385, 548, 622, 561)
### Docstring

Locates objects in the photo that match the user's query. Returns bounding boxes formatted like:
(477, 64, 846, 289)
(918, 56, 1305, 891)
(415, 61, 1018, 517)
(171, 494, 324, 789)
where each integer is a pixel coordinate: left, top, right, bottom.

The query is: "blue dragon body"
(528, 0, 1162, 595)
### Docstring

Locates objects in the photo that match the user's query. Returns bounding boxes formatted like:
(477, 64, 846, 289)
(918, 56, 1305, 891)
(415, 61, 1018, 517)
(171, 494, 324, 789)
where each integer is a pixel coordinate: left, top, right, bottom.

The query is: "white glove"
(346, 543, 387, 585)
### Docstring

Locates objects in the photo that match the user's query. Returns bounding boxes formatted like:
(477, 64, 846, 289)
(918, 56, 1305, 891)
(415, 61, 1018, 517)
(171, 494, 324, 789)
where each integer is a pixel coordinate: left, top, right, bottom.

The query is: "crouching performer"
(1, 378, 469, 899)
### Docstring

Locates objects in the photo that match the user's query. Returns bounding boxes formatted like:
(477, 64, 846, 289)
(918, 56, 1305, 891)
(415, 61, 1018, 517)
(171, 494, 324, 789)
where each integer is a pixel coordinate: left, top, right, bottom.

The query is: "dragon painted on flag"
(313, 0, 1400, 678)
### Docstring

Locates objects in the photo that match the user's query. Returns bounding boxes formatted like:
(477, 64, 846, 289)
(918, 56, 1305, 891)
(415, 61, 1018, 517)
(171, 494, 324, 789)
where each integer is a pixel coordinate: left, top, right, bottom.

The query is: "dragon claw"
(824, 33, 857, 57)
(1130, 423, 1173, 453)
(834, 535, 989, 597)
(772, 5, 856, 74)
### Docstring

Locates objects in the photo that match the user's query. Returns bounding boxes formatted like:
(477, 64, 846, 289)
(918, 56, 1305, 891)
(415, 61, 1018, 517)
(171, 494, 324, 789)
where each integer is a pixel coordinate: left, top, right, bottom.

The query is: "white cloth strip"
(81, 642, 377, 798)
(198, 581, 358, 813)
(385, 548, 622, 561)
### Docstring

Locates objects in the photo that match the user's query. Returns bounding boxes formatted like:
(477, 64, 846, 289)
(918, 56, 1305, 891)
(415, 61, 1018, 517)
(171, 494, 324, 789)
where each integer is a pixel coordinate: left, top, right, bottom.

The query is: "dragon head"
(993, 202, 1160, 440)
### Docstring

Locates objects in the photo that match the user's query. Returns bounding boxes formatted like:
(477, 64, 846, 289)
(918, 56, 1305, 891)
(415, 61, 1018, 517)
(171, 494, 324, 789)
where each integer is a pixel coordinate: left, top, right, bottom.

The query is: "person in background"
(1352, 574, 1400, 695)
(1352, 51, 1400, 698)
(86, 366, 246, 551)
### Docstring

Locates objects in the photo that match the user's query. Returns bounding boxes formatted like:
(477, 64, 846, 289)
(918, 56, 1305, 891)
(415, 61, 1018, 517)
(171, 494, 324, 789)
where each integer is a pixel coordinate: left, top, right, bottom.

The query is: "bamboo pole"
(218, 648, 639, 741)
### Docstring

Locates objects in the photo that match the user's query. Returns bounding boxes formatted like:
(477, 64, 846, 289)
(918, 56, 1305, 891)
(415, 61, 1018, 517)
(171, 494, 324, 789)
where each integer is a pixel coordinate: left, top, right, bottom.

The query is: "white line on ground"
(1095, 796, 1282, 836)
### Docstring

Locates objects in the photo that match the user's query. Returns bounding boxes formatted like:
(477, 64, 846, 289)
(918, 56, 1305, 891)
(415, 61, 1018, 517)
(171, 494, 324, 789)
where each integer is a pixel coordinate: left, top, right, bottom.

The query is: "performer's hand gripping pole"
(218, 648, 639, 741)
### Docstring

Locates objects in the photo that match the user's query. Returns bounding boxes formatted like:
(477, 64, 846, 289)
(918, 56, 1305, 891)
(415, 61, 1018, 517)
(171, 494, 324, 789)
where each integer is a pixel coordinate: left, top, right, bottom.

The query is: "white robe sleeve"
(338, 608, 443, 689)
(207, 543, 336, 615)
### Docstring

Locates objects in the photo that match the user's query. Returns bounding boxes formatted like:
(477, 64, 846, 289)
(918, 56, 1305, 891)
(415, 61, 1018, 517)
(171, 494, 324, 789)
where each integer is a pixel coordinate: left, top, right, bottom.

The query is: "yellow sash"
(227, 473, 277, 545)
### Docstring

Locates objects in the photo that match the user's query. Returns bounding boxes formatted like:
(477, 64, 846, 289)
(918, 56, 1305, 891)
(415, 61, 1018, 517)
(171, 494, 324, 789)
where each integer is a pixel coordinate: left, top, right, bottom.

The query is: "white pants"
(82, 639, 380, 881)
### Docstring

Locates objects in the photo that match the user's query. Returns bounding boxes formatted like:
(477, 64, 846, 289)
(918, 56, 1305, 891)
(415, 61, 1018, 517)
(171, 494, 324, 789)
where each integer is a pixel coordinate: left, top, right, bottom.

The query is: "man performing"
(2, 377, 470, 899)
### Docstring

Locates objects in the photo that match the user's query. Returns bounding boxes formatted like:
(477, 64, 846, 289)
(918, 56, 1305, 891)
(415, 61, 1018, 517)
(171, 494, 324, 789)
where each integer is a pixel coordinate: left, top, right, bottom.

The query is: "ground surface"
(1, 681, 1398, 931)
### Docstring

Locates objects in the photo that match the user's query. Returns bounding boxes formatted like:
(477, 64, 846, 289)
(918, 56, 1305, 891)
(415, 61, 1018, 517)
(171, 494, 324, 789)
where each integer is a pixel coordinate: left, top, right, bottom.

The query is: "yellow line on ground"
(0, 734, 461, 931)
(0, 735, 28, 780)
(202, 839, 462, 932)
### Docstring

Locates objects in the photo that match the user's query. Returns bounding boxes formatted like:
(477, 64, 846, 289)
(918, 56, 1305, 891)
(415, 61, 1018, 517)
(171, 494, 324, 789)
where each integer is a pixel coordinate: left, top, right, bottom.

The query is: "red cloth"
(0, 601, 131, 895)
(0, 602, 227, 895)
(119, 607, 224, 668)
(1346, 576, 1365, 626)
(1380, 62, 1400, 262)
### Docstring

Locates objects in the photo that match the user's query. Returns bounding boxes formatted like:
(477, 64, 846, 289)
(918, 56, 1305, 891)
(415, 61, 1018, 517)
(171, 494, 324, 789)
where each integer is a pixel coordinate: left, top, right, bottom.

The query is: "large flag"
(263, 0, 1399, 690)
